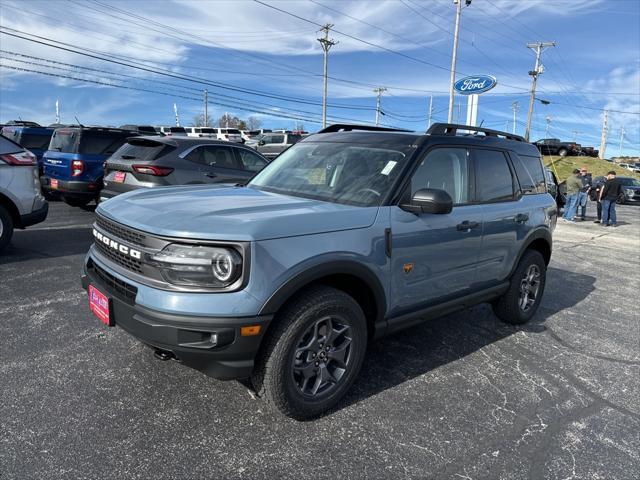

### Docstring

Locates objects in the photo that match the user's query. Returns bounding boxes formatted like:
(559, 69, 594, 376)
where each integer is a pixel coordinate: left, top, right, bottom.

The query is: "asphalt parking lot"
(1, 201, 639, 479)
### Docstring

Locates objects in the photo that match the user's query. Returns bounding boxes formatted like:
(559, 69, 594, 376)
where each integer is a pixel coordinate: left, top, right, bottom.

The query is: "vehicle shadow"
(328, 266, 596, 416)
(0, 227, 93, 265)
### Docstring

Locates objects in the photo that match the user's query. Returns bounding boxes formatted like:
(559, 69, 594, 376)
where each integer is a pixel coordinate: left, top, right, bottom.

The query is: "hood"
(97, 185, 378, 241)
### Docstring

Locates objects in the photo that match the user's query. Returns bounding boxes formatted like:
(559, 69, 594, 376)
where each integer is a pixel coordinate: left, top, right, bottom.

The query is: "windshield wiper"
(121, 155, 136, 159)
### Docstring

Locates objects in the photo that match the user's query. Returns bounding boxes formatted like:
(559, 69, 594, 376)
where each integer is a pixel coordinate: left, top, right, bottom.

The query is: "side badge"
(403, 263, 414, 274)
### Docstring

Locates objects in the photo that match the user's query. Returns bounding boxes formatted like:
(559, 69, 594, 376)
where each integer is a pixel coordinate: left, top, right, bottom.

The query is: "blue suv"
(42, 127, 136, 207)
(81, 123, 557, 419)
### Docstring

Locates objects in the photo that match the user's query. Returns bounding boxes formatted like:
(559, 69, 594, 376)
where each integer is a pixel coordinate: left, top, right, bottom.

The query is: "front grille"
(89, 260, 138, 302)
(94, 240, 143, 274)
(96, 215, 146, 247)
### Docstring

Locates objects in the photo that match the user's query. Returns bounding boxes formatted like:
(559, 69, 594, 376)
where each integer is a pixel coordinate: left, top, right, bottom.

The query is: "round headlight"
(212, 252, 234, 282)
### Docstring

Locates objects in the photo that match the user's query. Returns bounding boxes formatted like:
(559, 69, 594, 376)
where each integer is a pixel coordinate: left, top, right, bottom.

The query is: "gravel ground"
(1, 201, 639, 480)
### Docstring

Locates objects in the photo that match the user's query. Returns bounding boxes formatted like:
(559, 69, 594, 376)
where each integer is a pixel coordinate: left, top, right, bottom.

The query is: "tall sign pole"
(55, 99, 60, 124)
(318, 24, 337, 128)
(447, 0, 465, 123)
(173, 103, 180, 127)
(204, 89, 208, 127)
(511, 101, 519, 134)
(525, 41, 555, 141)
(599, 110, 608, 159)
(427, 95, 433, 129)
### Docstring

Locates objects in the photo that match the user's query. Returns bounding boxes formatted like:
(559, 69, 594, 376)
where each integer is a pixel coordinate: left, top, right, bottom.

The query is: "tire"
(558, 148, 568, 157)
(251, 286, 368, 420)
(493, 250, 546, 325)
(0, 204, 14, 252)
(63, 196, 92, 207)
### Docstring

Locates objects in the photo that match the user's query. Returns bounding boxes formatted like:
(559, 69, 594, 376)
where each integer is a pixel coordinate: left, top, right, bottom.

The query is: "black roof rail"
(427, 123, 526, 142)
(317, 124, 412, 134)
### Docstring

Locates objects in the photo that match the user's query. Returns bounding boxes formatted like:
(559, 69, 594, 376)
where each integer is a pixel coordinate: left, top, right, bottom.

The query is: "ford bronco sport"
(81, 123, 557, 419)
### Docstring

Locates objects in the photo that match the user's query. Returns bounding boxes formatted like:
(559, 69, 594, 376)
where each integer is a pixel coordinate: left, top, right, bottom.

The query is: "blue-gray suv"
(81, 123, 557, 419)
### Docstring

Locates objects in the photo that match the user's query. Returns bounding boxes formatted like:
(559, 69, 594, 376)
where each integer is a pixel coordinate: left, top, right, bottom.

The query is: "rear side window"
(288, 134, 302, 145)
(79, 133, 129, 156)
(271, 135, 285, 144)
(511, 153, 546, 194)
(49, 129, 79, 153)
(187, 146, 240, 169)
(474, 149, 516, 202)
(411, 147, 470, 205)
(237, 149, 268, 172)
(223, 129, 241, 135)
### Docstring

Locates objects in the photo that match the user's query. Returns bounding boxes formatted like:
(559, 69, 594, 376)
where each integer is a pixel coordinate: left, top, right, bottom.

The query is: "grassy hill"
(542, 155, 640, 181)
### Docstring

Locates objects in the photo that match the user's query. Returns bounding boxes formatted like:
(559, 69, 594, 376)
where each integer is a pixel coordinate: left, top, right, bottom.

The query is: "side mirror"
(401, 188, 453, 215)
(258, 140, 266, 146)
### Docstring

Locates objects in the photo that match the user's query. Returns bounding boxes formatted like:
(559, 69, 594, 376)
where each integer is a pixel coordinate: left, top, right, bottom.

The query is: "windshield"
(619, 178, 640, 186)
(49, 129, 79, 153)
(249, 142, 410, 207)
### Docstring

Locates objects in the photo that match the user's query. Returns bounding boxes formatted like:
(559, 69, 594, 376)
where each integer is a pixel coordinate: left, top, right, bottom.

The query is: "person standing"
(599, 170, 623, 227)
(563, 169, 582, 222)
(591, 175, 606, 223)
(577, 168, 592, 221)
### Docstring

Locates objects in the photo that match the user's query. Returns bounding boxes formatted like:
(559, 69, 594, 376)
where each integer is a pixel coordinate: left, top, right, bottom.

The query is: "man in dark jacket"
(577, 168, 592, 221)
(599, 171, 623, 227)
(591, 176, 606, 223)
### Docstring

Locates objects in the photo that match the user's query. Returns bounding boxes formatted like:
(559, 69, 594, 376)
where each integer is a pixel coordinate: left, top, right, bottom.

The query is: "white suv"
(0, 134, 48, 251)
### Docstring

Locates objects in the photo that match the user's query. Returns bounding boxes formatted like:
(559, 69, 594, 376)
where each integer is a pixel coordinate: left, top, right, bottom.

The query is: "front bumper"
(81, 258, 272, 380)
(40, 176, 100, 198)
(18, 202, 49, 228)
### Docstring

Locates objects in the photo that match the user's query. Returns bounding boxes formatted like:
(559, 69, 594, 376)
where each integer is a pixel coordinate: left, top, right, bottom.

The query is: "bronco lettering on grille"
(93, 228, 142, 260)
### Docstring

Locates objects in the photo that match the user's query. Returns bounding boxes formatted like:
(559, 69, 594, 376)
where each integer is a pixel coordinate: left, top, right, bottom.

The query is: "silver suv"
(0, 134, 48, 251)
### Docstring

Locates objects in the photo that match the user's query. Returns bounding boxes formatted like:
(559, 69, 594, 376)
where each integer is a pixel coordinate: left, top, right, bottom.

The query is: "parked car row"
(0, 121, 274, 208)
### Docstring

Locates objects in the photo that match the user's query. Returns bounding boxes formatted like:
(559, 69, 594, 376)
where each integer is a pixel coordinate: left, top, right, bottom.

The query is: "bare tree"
(191, 113, 213, 127)
(246, 116, 262, 130)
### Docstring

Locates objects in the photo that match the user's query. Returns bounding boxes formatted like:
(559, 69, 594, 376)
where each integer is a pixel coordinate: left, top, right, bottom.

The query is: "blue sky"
(1, 0, 639, 155)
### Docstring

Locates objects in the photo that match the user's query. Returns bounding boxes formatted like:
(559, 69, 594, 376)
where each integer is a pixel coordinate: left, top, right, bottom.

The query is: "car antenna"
(75, 116, 84, 128)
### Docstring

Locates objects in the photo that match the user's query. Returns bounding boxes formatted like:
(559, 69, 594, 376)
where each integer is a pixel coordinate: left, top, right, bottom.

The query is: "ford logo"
(454, 75, 497, 95)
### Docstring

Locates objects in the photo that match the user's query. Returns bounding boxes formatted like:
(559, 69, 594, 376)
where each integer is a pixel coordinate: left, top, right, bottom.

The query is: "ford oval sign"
(454, 75, 497, 95)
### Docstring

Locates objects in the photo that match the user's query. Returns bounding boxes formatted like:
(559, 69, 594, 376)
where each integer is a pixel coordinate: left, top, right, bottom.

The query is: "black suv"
(101, 136, 270, 200)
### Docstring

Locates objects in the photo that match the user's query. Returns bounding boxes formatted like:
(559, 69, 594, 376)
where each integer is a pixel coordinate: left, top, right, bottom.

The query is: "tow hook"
(154, 349, 175, 361)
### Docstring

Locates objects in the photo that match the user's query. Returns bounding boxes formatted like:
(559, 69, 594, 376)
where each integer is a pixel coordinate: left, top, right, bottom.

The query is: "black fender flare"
(258, 259, 387, 327)
(509, 227, 553, 277)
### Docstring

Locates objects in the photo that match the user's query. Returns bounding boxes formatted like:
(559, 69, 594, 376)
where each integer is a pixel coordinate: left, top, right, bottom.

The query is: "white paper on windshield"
(381, 161, 397, 176)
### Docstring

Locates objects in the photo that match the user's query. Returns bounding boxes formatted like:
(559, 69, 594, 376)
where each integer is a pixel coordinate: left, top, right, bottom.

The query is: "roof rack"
(318, 124, 412, 134)
(427, 123, 526, 142)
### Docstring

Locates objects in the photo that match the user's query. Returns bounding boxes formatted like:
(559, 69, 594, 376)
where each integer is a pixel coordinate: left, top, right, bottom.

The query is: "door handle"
(515, 213, 529, 223)
(456, 221, 480, 231)
(203, 173, 217, 178)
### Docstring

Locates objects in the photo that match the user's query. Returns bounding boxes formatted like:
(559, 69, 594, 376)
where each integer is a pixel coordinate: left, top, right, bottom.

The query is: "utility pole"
(524, 41, 555, 141)
(511, 101, 519, 134)
(544, 115, 552, 137)
(204, 89, 208, 127)
(55, 99, 60, 124)
(448, 0, 470, 123)
(427, 95, 434, 129)
(373, 87, 387, 126)
(318, 24, 337, 128)
(619, 126, 626, 157)
(599, 110, 608, 159)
